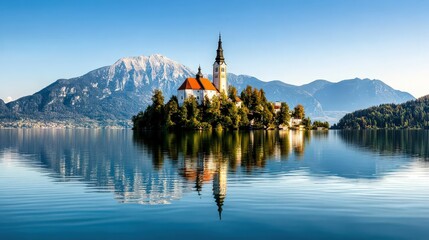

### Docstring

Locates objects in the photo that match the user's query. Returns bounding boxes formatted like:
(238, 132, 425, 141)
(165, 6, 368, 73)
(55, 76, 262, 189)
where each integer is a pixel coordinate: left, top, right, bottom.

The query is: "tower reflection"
(213, 160, 228, 220)
(134, 130, 310, 218)
(0, 129, 311, 219)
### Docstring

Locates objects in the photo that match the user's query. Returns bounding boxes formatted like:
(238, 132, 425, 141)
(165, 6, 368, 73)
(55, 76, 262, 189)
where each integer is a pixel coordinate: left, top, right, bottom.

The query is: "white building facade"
(178, 35, 228, 106)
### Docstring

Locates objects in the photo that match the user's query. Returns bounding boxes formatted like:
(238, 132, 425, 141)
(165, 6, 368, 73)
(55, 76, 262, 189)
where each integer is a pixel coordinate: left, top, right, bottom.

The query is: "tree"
(132, 86, 313, 131)
(262, 104, 274, 127)
(336, 95, 429, 129)
(150, 89, 165, 128)
(276, 102, 290, 126)
(238, 106, 250, 127)
(241, 85, 253, 107)
(302, 117, 312, 129)
(165, 96, 179, 129)
(183, 96, 200, 128)
(293, 104, 305, 119)
(312, 120, 329, 129)
(152, 89, 164, 109)
(228, 85, 238, 102)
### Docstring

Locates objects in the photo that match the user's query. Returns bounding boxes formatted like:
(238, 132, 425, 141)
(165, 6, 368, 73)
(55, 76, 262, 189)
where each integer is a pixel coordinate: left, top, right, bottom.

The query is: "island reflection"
(132, 130, 312, 218)
(2, 129, 427, 219)
(132, 130, 312, 173)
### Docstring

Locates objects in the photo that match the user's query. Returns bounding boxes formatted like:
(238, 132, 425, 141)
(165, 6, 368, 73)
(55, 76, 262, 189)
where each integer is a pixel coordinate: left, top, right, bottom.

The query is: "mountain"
(0, 99, 9, 114)
(0, 54, 415, 127)
(224, 74, 325, 117)
(222, 75, 414, 122)
(312, 78, 414, 112)
(2, 54, 192, 126)
(299, 80, 333, 95)
(335, 95, 429, 129)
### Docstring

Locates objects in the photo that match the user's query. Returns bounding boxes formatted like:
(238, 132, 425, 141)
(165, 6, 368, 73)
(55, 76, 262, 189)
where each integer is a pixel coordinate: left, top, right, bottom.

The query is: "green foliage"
(132, 85, 310, 130)
(228, 85, 238, 101)
(312, 120, 329, 129)
(276, 102, 291, 126)
(292, 104, 305, 119)
(131, 89, 166, 130)
(335, 95, 429, 129)
(302, 117, 312, 129)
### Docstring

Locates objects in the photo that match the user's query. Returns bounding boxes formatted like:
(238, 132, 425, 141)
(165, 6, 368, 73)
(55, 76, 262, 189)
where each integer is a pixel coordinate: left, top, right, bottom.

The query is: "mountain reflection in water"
(0, 129, 427, 216)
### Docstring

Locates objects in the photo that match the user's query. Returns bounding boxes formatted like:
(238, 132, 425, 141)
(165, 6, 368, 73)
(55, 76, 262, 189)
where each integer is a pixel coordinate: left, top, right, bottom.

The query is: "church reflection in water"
(133, 130, 312, 218)
(3, 129, 425, 219)
(0, 129, 314, 219)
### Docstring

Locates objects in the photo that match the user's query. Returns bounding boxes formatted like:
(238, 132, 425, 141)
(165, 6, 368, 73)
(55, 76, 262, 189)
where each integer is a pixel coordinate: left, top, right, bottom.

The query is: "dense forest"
(132, 86, 327, 131)
(333, 95, 429, 129)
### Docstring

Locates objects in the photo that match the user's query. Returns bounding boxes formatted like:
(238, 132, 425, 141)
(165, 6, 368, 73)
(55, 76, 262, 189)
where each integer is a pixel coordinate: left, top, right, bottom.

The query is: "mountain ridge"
(0, 54, 415, 127)
(313, 78, 414, 112)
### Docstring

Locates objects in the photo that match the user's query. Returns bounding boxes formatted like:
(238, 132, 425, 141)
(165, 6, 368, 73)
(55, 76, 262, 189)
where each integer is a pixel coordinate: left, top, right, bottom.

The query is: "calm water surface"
(1, 129, 429, 239)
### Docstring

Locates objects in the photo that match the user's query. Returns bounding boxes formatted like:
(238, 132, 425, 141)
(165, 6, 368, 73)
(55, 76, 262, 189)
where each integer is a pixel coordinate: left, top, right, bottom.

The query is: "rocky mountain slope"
(0, 99, 10, 117)
(2, 54, 192, 126)
(0, 54, 415, 127)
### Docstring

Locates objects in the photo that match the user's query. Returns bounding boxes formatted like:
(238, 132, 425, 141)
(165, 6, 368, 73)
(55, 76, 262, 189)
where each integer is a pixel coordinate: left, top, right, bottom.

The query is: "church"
(177, 35, 228, 106)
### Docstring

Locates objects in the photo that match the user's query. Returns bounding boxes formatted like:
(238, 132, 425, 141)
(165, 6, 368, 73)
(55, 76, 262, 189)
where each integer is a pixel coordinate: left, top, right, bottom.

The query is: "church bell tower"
(213, 34, 227, 95)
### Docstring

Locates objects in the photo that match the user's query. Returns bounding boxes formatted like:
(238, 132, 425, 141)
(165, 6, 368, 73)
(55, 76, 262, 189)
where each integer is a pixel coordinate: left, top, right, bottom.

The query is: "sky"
(1, 0, 428, 102)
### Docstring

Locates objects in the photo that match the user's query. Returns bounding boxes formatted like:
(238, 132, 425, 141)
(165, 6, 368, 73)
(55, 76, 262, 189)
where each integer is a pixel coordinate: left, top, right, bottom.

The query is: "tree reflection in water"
(133, 130, 311, 172)
(2, 129, 428, 220)
(133, 130, 312, 219)
(0, 129, 313, 219)
(339, 130, 429, 160)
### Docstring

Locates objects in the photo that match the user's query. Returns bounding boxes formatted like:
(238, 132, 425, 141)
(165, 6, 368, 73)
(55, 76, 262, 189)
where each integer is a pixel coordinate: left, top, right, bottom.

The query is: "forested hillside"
(334, 95, 429, 129)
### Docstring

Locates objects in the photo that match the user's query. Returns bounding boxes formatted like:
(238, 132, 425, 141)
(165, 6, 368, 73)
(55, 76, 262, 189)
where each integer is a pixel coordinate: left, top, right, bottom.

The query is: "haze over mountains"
(0, 54, 415, 127)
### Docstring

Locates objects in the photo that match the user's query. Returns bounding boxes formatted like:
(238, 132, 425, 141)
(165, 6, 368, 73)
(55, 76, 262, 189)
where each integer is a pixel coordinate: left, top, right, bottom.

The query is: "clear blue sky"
(1, 0, 428, 102)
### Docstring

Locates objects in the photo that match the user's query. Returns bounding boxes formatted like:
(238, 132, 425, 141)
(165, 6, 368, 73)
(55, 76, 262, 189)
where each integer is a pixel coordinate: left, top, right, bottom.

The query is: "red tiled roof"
(178, 77, 218, 91)
(178, 78, 201, 90)
(199, 78, 218, 91)
(235, 97, 242, 102)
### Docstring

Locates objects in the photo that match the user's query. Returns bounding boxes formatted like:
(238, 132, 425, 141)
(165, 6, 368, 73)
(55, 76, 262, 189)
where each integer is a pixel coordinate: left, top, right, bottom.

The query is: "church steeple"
(215, 33, 225, 63)
(213, 34, 228, 95)
(196, 65, 203, 80)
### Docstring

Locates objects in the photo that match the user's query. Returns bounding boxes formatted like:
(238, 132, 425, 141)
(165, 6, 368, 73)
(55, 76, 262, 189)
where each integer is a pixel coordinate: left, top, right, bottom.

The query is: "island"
(132, 35, 328, 131)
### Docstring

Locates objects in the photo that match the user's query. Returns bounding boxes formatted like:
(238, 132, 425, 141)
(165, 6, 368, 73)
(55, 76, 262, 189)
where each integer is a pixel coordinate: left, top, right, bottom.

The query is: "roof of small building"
(235, 97, 242, 102)
(178, 77, 218, 91)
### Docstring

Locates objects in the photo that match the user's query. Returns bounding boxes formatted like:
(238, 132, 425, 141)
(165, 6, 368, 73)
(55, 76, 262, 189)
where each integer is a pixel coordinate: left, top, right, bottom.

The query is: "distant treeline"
(333, 95, 429, 129)
(132, 86, 325, 131)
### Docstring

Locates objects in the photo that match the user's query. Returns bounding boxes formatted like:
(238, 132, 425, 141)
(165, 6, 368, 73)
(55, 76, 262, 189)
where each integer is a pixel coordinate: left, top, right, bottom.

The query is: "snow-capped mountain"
(3, 54, 193, 126)
(0, 54, 415, 127)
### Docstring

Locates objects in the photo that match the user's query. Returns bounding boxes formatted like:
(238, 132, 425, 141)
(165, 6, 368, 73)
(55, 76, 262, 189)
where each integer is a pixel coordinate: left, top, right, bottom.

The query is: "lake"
(1, 129, 429, 239)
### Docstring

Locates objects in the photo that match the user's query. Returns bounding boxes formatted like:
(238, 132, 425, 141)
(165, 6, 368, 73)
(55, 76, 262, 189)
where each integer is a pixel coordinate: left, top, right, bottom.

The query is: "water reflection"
(1, 129, 427, 219)
(132, 130, 313, 218)
(339, 130, 429, 160)
(133, 130, 313, 172)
